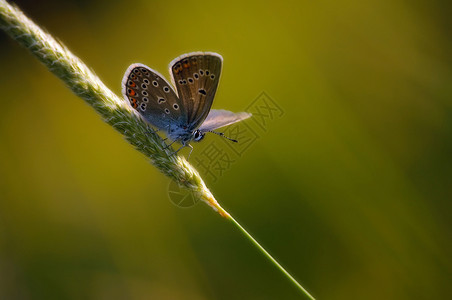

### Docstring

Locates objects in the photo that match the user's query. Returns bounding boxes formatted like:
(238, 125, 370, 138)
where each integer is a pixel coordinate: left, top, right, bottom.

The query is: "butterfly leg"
(163, 139, 177, 150)
(186, 144, 194, 160)
(170, 144, 185, 157)
(146, 127, 159, 134)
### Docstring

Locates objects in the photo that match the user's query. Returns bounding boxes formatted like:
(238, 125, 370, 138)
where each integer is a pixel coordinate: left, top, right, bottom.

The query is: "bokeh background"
(0, 0, 451, 299)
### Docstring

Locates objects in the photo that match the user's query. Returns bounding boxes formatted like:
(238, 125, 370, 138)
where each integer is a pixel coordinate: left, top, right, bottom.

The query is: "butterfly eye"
(199, 70, 204, 76)
(173, 104, 179, 110)
(194, 73, 199, 79)
(152, 80, 158, 87)
(142, 91, 148, 96)
(193, 130, 205, 142)
(188, 78, 194, 83)
(163, 86, 170, 93)
(143, 79, 150, 84)
(205, 70, 210, 75)
(210, 74, 215, 80)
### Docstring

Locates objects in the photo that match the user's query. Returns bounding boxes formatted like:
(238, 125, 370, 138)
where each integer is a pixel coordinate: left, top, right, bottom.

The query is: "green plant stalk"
(229, 215, 316, 299)
(0, 1, 315, 298)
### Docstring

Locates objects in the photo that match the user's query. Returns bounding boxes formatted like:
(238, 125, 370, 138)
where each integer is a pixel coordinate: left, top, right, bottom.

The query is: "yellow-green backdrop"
(0, 0, 450, 299)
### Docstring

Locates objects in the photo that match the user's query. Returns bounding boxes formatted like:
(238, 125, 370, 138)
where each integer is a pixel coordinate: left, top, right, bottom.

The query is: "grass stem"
(0, 1, 315, 297)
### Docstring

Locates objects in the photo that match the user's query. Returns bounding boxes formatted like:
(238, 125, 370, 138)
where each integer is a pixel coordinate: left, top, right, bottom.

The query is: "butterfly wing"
(169, 52, 222, 130)
(122, 63, 186, 129)
(199, 109, 252, 132)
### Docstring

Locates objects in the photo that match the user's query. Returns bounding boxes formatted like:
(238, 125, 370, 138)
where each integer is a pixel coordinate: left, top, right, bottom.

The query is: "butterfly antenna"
(208, 130, 238, 143)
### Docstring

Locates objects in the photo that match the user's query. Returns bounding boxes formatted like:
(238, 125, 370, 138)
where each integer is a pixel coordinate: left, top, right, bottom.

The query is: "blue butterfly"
(122, 52, 251, 156)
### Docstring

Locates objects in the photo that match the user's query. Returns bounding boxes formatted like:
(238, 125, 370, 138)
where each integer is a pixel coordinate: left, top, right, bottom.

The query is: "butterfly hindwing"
(122, 64, 186, 129)
(169, 52, 222, 130)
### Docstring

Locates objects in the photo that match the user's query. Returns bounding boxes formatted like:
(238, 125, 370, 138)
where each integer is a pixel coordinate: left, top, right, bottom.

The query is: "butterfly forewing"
(199, 109, 252, 131)
(122, 64, 186, 129)
(169, 52, 222, 130)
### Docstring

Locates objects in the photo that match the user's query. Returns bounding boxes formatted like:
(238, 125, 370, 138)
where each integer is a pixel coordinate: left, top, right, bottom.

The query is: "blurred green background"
(0, 0, 451, 299)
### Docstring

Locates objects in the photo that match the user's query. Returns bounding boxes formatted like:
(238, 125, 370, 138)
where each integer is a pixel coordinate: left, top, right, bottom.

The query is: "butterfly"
(122, 52, 251, 157)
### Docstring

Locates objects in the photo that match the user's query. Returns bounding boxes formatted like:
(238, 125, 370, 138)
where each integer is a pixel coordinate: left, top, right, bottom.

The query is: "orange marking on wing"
(130, 98, 138, 109)
(129, 81, 136, 87)
(129, 90, 136, 96)
(174, 64, 183, 74)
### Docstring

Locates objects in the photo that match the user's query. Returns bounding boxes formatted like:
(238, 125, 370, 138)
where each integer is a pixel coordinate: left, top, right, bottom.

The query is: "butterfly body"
(122, 52, 251, 155)
(166, 125, 204, 144)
